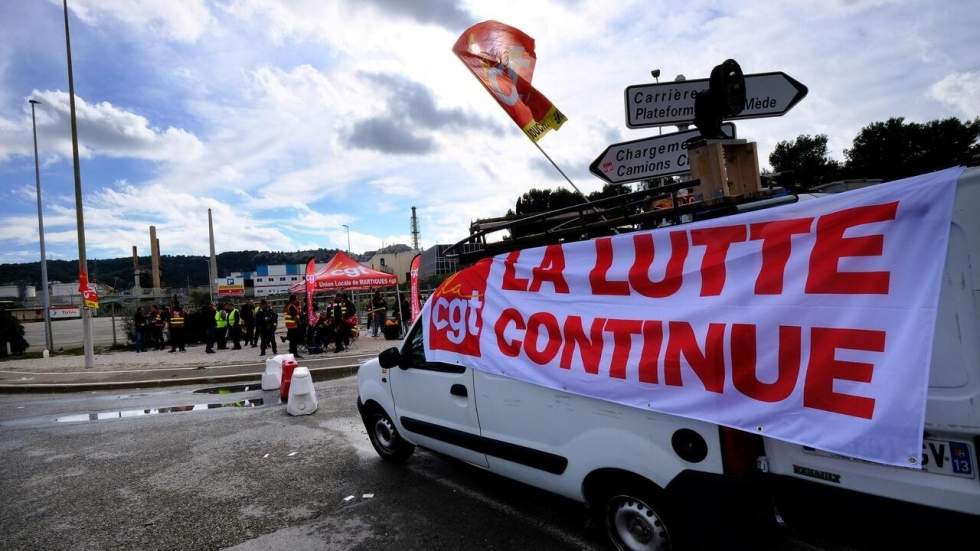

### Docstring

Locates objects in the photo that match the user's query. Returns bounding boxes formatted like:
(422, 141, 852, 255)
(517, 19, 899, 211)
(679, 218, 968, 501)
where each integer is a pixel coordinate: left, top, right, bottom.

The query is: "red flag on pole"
(305, 257, 317, 327)
(453, 20, 567, 142)
(409, 254, 422, 322)
(78, 269, 99, 309)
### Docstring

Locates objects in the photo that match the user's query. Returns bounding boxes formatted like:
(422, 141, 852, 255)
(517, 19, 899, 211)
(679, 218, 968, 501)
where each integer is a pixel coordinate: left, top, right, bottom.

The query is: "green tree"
(769, 134, 841, 191)
(844, 117, 980, 181)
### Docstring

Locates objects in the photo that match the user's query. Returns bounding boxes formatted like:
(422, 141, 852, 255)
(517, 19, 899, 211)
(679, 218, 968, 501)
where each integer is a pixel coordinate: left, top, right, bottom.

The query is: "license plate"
(921, 438, 975, 478)
(802, 438, 976, 479)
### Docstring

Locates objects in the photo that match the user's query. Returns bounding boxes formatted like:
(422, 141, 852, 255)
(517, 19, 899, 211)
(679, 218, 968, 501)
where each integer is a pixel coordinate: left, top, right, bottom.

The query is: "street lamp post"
(29, 99, 54, 354)
(341, 224, 351, 254)
(62, 0, 94, 368)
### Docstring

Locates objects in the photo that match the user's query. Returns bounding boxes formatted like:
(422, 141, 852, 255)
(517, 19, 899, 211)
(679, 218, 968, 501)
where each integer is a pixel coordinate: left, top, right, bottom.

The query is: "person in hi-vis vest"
(215, 303, 229, 350)
(284, 294, 303, 358)
(168, 302, 186, 353)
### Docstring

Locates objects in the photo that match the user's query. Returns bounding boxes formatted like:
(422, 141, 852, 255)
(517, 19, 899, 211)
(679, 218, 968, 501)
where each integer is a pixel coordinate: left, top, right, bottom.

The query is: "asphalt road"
(0, 377, 838, 551)
(22, 317, 126, 352)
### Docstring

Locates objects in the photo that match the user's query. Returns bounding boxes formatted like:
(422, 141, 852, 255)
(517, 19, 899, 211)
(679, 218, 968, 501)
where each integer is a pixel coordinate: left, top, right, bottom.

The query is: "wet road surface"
(1, 377, 841, 550)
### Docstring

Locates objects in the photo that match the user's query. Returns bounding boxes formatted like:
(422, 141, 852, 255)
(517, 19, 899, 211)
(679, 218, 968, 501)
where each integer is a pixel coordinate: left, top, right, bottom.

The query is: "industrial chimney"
(149, 225, 161, 292)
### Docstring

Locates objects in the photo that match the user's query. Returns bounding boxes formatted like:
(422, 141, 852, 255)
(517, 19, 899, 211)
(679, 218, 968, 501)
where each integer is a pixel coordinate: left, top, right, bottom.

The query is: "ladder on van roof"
(445, 180, 797, 266)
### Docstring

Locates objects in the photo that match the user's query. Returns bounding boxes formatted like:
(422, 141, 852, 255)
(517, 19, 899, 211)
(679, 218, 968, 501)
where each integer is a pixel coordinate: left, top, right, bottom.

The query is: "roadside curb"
(0, 364, 359, 394)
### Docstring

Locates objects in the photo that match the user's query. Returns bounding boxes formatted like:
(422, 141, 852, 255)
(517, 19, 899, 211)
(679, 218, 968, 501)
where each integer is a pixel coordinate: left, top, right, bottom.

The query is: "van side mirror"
(379, 347, 402, 370)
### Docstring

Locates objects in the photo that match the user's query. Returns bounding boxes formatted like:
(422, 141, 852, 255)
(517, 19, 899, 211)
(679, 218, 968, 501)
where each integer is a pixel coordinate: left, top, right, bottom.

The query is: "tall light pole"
(29, 99, 54, 354)
(62, 0, 94, 368)
(341, 224, 351, 254)
(651, 69, 662, 136)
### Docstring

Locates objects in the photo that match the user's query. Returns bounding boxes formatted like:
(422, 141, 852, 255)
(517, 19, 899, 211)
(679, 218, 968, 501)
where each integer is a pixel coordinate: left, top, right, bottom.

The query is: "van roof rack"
(446, 181, 794, 265)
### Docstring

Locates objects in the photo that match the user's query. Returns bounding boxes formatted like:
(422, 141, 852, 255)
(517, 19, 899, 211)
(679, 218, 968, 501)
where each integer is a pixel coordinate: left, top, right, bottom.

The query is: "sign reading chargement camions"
(590, 124, 735, 184)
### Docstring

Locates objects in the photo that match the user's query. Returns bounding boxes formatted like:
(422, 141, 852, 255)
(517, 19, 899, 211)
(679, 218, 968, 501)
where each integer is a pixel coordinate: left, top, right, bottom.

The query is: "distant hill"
(0, 247, 406, 289)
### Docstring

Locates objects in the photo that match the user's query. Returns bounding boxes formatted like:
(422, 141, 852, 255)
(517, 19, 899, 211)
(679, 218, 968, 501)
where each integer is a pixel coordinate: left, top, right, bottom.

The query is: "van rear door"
(764, 167, 980, 515)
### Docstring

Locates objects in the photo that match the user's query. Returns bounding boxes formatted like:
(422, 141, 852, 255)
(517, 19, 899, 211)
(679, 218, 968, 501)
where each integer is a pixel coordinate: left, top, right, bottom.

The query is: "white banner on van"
(423, 167, 962, 468)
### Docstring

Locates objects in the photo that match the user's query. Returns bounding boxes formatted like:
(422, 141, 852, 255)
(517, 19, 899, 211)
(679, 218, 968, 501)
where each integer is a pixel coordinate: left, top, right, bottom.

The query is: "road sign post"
(589, 123, 735, 185)
(625, 72, 807, 128)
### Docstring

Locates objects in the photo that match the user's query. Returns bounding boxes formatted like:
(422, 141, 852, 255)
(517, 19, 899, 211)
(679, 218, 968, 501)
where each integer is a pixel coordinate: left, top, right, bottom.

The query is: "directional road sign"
(589, 123, 736, 185)
(625, 72, 807, 129)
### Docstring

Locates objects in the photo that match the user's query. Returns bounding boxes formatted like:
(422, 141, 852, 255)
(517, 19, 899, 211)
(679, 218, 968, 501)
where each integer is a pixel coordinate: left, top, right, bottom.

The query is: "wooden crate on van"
(688, 139, 761, 200)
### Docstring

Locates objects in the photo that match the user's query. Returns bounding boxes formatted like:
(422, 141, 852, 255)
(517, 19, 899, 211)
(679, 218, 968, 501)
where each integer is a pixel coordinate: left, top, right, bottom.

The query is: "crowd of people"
(129, 289, 410, 357)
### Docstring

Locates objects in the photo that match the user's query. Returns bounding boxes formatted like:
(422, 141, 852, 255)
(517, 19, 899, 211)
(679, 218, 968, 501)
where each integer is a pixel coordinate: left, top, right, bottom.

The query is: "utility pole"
(29, 99, 54, 354)
(62, 0, 94, 368)
(341, 224, 351, 254)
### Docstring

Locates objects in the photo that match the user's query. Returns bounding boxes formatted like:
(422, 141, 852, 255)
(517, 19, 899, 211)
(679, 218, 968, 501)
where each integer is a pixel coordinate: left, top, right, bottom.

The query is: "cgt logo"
(428, 258, 492, 356)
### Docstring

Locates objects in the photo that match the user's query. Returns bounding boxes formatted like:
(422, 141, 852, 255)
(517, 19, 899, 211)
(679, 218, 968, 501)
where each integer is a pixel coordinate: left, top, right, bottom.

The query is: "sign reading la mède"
(625, 72, 808, 128)
(589, 124, 735, 184)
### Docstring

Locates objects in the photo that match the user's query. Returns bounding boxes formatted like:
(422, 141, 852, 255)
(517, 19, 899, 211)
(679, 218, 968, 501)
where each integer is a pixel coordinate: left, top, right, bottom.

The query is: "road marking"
(0, 354, 375, 376)
(0, 364, 361, 388)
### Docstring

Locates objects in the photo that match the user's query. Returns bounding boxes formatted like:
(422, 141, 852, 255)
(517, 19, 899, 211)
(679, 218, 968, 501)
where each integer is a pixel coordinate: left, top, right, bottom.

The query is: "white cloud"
(3, 0, 979, 266)
(930, 72, 980, 118)
(0, 90, 204, 163)
(65, 0, 213, 43)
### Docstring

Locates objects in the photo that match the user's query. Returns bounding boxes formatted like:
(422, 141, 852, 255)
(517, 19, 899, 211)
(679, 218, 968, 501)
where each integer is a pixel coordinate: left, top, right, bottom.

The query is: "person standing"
(284, 294, 303, 358)
(370, 290, 387, 337)
(215, 302, 229, 350)
(150, 305, 166, 350)
(229, 302, 242, 350)
(133, 307, 147, 353)
(241, 300, 256, 347)
(168, 302, 186, 353)
(400, 295, 411, 334)
(329, 292, 356, 353)
(255, 299, 278, 356)
(205, 302, 217, 354)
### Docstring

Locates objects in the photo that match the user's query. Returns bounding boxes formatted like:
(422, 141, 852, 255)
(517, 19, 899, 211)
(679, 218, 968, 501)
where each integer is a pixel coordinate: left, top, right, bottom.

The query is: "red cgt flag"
(453, 20, 567, 143)
(305, 257, 317, 327)
(78, 269, 99, 309)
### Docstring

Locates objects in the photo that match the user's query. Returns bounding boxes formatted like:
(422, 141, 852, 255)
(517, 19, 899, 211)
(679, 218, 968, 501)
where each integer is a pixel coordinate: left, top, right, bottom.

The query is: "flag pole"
(531, 140, 615, 230)
(531, 140, 587, 198)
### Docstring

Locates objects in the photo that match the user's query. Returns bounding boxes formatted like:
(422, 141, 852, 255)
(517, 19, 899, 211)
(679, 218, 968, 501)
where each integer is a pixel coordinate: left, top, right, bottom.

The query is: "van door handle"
(450, 384, 468, 398)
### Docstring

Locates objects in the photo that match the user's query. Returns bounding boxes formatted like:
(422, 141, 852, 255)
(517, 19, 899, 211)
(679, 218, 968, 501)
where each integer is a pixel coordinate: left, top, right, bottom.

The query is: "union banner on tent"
(289, 252, 398, 294)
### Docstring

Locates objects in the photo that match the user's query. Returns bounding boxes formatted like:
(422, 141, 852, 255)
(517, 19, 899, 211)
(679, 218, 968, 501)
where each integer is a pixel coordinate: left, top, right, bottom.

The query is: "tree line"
(509, 116, 979, 219)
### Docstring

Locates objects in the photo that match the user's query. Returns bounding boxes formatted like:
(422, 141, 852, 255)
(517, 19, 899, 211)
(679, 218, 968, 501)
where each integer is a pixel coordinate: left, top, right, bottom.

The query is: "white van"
(357, 167, 979, 550)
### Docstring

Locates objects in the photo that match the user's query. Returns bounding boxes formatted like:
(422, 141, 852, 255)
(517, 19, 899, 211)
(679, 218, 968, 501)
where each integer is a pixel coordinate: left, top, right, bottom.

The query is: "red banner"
(305, 257, 317, 327)
(453, 20, 567, 142)
(410, 254, 422, 322)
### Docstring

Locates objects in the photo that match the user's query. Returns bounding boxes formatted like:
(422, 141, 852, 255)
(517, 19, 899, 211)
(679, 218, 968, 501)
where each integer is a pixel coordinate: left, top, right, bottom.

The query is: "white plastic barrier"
(261, 353, 294, 391)
(286, 367, 317, 416)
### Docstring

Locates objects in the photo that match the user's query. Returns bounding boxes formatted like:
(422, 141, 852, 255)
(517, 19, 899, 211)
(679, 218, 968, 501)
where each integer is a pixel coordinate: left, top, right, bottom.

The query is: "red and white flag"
(78, 269, 99, 309)
(453, 20, 567, 143)
(410, 253, 422, 322)
(305, 257, 317, 327)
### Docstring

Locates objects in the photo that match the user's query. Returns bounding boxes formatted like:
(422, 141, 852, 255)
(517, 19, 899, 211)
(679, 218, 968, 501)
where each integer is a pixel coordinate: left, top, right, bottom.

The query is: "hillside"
(0, 247, 368, 289)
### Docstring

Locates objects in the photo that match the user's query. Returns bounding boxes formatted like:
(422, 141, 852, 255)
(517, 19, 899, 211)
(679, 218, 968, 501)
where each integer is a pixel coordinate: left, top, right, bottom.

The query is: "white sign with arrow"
(590, 123, 736, 184)
(625, 72, 807, 128)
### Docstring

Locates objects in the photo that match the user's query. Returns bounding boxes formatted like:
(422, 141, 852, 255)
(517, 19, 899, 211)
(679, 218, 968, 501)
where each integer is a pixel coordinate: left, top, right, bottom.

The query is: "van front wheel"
(604, 492, 672, 551)
(365, 409, 414, 463)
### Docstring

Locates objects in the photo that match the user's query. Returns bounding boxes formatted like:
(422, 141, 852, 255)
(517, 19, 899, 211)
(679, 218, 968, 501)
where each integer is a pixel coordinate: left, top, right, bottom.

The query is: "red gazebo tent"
(289, 251, 397, 294)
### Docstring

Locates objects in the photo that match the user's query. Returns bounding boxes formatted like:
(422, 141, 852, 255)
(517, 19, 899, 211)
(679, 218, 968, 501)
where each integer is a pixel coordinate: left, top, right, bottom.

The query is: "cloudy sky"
(0, 0, 977, 264)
